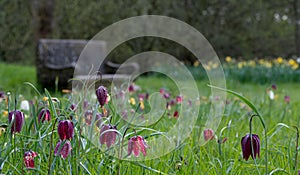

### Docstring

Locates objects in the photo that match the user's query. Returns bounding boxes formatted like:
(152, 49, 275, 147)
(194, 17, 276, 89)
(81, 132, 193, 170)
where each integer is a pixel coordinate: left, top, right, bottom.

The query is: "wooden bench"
(37, 39, 138, 90)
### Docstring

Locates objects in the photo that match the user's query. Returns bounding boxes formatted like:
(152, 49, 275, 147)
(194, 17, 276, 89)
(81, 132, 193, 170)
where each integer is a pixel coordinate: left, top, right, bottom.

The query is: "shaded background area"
(1, 0, 300, 65)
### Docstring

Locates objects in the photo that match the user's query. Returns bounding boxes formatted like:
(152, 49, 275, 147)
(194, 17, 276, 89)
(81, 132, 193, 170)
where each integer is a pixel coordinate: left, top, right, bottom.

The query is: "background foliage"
(0, 0, 298, 64)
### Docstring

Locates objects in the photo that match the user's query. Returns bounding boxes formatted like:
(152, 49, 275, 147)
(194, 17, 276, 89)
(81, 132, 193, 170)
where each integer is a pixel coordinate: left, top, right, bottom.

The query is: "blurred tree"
(293, 0, 300, 56)
(0, 0, 299, 64)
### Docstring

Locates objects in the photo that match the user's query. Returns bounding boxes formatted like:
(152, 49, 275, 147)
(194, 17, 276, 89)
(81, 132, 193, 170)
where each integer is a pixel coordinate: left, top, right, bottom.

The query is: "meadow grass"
(0, 62, 37, 96)
(0, 62, 299, 174)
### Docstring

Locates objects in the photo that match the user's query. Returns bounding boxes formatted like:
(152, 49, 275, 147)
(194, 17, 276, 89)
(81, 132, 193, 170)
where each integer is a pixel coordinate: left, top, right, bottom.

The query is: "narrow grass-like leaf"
(80, 162, 92, 175)
(131, 161, 169, 175)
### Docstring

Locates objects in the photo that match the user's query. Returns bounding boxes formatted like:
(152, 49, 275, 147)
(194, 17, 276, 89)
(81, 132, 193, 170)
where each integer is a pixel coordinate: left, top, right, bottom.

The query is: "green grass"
(0, 63, 299, 174)
(0, 62, 37, 93)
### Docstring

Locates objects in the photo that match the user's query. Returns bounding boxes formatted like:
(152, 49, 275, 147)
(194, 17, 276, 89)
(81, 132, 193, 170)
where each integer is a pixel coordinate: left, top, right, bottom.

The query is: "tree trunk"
(294, 0, 300, 57)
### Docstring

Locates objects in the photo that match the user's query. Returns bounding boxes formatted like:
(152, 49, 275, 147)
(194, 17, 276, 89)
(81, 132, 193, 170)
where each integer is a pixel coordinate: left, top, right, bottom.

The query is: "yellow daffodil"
(203, 65, 211, 71)
(193, 60, 200, 67)
(258, 59, 265, 65)
(238, 62, 244, 69)
(129, 98, 136, 105)
(264, 62, 272, 68)
(276, 57, 283, 64)
(288, 59, 296, 66)
(2, 110, 8, 116)
(212, 63, 219, 69)
(292, 63, 299, 70)
(139, 100, 145, 110)
(43, 97, 48, 101)
(248, 60, 256, 67)
(225, 56, 232, 62)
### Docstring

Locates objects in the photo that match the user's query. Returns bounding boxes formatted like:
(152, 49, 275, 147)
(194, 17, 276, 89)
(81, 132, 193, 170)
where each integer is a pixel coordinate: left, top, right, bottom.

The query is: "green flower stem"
(293, 126, 299, 170)
(208, 85, 268, 174)
(47, 118, 58, 175)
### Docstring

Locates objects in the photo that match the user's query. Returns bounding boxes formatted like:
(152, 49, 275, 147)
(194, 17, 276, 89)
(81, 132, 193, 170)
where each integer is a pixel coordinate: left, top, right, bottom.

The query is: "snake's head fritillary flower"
(169, 99, 176, 106)
(96, 86, 108, 107)
(241, 134, 260, 160)
(173, 111, 179, 118)
(128, 84, 135, 92)
(24, 151, 38, 169)
(203, 128, 214, 141)
(20, 100, 30, 111)
(70, 104, 77, 111)
(128, 135, 148, 157)
(159, 88, 165, 95)
(176, 95, 183, 104)
(284, 95, 290, 104)
(163, 92, 170, 99)
(84, 110, 93, 126)
(138, 94, 145, 101)
(8, 110, 25, 133)
(159, 88, 171, 99)
(84, 110, 103, 127)
(268, 90, 274, 100)
(0, 91, 5, 103)
(95, 113, 103, 127)
(0, 91, 5, 98)
(58, 120, 74, 140)
(128, 83, 140, 93)
(38, 108, 51, 123)
(54, 140, 72, 159)
(99, 124, 117, 148)
(271, 84, 277, 90)
(166, 102, 171, 110)
(83, 99, 89, 110)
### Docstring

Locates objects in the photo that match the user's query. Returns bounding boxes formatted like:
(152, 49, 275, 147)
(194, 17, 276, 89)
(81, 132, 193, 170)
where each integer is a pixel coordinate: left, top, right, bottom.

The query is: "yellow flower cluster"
(202, 61, 219, 71)
(226, 56, 299, 70)
(193, 56, 299, 70)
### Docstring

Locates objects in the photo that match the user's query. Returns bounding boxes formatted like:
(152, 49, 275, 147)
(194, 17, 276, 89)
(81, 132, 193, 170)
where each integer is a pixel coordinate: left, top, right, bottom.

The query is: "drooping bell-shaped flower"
(241, 134, 260, 160)
(176, 95, 183, 104)
(20, 100, 30, 111)
(284, 95, 290, 104)
(128, 135, 148, 157)
(128, 83, 140, 93)
(8, 110, 25, 133)
(271, 84, 277, 90)
(57, 120, 74, 140)
(83, 99, 89, 110)
(163, 92, 170, 99)
(266, 88, 275, 100)
(38, 108, 51, 123)
(84, 110, 103, 127)
(24, 151, 38, 169)
(0, 91, 4, 98)
(96, 86, 108, 107)
(99, 124, 117, 148)
(54, 140, 72, 159)
(173, 111, 179, 118)
(70, 104, 77, 111)
(95, 113, 103, 127)
(84, 110, 93, 126)
(0, 91, 5, 103)
(128, 84, 135, 92)
(203, 128, 214, 141)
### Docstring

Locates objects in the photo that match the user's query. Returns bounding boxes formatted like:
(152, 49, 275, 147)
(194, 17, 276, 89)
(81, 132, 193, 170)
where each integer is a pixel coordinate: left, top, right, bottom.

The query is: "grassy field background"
(1, 61, 300, 102)
(0, 61, 299, 174)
